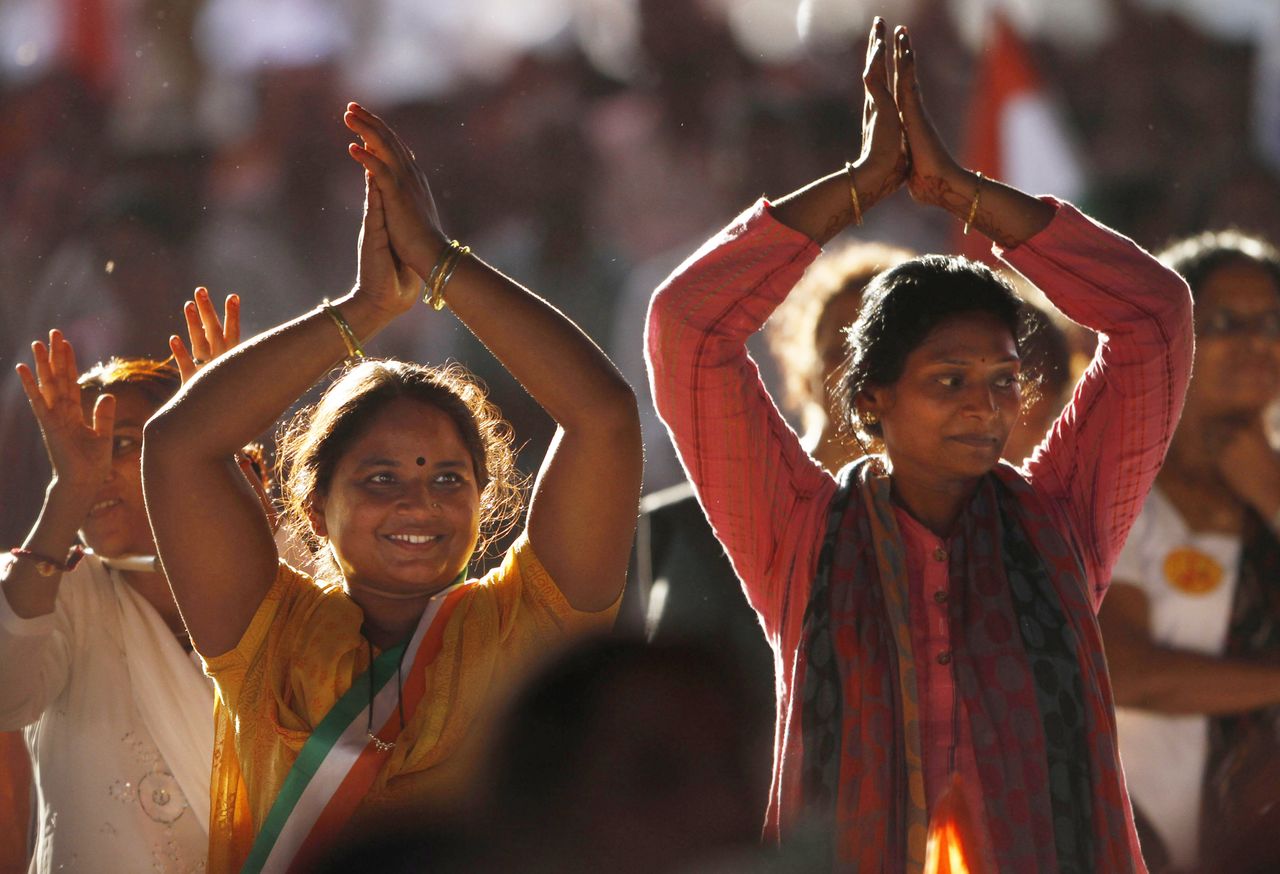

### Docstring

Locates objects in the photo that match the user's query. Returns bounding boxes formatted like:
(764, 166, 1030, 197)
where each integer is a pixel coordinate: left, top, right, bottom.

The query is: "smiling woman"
(273, 361, 524, 646)
(141, 102, 642, 873)
(0, 319, 238, 872)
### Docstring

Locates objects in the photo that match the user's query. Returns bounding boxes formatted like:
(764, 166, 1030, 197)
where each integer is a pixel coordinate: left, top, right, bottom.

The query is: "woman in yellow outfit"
(142, 104, 642, 872)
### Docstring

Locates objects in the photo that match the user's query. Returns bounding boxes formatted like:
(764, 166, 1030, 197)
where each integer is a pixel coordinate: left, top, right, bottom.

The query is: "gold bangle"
(423, 241, 457, 306)
(844, 162, 863, 227)
(426, 240, 471, 311)
(963, 172, 983, 236)
(321, 299, 365, 358)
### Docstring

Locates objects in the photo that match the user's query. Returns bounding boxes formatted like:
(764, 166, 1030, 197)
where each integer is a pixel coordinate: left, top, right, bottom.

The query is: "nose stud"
(432, 502, 441, 510)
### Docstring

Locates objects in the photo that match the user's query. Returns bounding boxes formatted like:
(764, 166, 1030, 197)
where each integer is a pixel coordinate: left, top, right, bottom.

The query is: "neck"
(1157, 409, 1248, 532)
(355, 592, 432, 650)
(887, 469, 980, 538)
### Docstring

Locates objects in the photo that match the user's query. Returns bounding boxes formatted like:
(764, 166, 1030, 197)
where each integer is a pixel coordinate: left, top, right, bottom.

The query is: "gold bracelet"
(321, 299, 365, 358)
(426, 240, 471, 311)
(844, 162, 863, 227)
(423, 241, 457, 306)
(963, 172, 983, 236)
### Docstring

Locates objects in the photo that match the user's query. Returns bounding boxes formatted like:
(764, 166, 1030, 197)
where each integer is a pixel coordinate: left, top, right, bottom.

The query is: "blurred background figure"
(313, 636, 764, 874)
(1101, 230, 1280, 874)
(483, 636, 762, 873)
(5, 0, 1280, 547)
(999, 292, 1074, 467)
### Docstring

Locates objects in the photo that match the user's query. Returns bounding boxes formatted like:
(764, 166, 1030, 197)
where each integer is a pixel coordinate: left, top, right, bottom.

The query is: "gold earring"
(862, 410, 878, 425)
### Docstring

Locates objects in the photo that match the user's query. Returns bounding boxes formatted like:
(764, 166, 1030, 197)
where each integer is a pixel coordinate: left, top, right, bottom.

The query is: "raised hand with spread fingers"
(169, 288, 241, 383)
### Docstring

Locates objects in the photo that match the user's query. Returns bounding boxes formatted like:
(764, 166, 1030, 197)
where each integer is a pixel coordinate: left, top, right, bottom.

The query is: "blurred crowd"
(3, 1, 1280, 872)
(4, 0, 1280, 549)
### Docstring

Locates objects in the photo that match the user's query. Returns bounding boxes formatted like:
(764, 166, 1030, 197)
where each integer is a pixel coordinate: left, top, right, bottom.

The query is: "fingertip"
(228, 293, 240, 306)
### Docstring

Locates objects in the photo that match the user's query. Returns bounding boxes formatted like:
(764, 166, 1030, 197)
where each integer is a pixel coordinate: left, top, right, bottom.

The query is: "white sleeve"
(0, 559, 73, 729)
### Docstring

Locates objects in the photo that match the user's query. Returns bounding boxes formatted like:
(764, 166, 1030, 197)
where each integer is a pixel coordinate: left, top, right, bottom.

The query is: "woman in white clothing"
(0, 294, 237, 872)
(1101, 230, 1280, 874)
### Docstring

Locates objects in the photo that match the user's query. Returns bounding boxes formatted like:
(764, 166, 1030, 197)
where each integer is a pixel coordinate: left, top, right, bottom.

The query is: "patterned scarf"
(799, 458, 1142, 873)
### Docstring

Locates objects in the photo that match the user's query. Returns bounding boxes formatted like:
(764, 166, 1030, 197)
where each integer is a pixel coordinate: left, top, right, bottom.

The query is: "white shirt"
(0, 554, 211, 873)
(1110, 487, 1241, 870)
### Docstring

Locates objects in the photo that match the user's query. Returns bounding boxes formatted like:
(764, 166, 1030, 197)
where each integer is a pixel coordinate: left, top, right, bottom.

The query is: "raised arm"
(646, 22, 912, 630)
(3, 333, 113, 620)
(891, 25, 1056, 248)
(343, 104, 641, 612)
(143, 177, 423, 656)
(886, 24, 1192, 599)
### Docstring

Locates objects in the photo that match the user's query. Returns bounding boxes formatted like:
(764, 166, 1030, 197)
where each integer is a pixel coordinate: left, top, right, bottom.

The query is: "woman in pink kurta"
(646, 22, 1192, 872)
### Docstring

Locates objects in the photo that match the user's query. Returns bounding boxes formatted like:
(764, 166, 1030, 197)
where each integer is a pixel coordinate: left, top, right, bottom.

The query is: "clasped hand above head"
(775, 18, 1053, 248)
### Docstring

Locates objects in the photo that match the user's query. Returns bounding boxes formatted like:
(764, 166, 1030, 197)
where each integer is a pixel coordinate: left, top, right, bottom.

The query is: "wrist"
(343, 286, 407, 332)
(933, 167, 978, 217)
(45, 476, 98, 514)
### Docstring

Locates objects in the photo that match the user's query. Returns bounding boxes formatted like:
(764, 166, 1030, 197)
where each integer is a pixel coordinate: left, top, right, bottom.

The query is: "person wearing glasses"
(1101, 231, 1280, 874)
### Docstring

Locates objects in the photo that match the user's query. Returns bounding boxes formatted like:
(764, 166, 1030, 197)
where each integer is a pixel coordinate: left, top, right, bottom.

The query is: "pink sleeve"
(998, 200, 1194, 609)
(645, 200, 837, 639)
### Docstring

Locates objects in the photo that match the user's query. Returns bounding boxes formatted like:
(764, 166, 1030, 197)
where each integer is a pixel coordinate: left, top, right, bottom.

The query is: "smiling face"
(311, 397, 482, 604)
(79, 385, 160, 558)
(861, 311, 1022, 486)
(1188, 260, 1280, 417)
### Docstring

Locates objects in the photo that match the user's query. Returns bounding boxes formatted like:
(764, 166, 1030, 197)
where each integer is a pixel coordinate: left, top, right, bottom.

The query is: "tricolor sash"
(242, 579, 470, 873)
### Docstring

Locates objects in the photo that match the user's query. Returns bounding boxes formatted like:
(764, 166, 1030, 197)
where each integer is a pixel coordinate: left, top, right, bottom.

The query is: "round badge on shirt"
(1161, 547, 1225, 595)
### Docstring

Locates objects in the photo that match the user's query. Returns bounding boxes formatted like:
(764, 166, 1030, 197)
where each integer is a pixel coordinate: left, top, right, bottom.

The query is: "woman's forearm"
(145, 290, 396, 457)
(1, 480, 92, 618)
(771, 163, 896, 246)
(1112, 645, 1280, 716)
(933, 167, 1056, 250)
(442, 256, 636, 430)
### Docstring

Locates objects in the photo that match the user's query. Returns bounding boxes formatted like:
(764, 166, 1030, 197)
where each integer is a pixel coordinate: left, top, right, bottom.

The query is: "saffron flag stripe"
(243, 580, 465, 874)
(286, 586, 469, 872)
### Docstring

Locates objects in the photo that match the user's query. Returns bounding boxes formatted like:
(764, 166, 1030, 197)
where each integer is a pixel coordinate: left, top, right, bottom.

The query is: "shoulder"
(468, 533, 618, 636)
(203, 561, 360, 673)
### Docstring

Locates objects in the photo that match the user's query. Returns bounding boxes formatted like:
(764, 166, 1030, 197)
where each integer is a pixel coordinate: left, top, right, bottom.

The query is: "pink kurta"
(646, 198, 1193, 845)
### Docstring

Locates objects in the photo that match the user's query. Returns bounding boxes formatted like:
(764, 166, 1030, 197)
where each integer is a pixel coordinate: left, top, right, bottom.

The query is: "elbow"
(586, 374, 642, 441)
(141, 405, 184, 471)
(644, 290, 678, 373)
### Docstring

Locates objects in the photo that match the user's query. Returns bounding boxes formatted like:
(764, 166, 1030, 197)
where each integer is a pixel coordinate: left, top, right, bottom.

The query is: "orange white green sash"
(242, 580, 469, 874)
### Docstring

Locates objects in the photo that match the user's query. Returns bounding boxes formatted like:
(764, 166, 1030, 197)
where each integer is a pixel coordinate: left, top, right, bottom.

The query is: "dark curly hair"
(1157, 229, 1280, 300)
(277, 359, 527, 573)
(836, 254, 1040, 441)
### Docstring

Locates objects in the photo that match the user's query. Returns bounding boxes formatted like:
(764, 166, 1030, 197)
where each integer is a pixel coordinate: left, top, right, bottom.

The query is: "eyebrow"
(354, 456, 470, 470)
(927, 353, 1021, 365)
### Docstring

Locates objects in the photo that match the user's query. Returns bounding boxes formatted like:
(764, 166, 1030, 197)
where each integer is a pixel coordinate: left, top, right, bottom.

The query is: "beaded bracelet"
(321, 299, 365, 358)
(11, 545, 84, 577)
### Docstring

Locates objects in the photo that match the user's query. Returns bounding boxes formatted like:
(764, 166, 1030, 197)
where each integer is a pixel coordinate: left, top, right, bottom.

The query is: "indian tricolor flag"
(956, 13, 1085, 264)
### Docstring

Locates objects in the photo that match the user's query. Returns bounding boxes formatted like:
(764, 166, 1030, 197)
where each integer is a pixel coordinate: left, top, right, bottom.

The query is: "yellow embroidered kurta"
(203, 534, 616, 872)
